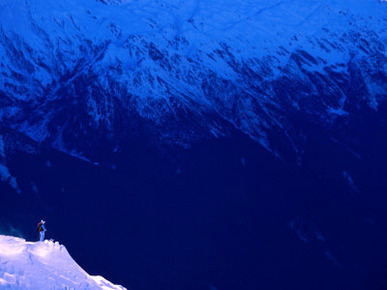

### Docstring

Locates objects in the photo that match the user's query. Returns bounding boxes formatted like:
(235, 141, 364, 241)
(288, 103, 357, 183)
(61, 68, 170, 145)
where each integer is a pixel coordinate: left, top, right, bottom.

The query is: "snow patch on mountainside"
(0, 235, 126, 289)
(0, 135, 21, 193)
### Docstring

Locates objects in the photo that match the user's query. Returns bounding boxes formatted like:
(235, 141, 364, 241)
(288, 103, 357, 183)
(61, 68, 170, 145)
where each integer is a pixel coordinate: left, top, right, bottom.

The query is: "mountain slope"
(2, 2, 387, 289)
(0, 0, 386, 163)
(0, 235, 126, 289)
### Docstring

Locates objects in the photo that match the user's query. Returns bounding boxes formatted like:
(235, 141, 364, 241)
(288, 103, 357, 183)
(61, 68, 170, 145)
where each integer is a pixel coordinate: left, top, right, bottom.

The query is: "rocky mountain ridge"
(0, 0, 386, 165)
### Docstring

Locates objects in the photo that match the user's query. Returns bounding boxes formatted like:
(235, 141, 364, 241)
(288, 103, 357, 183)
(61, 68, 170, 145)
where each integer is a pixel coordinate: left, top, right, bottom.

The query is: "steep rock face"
(0, 0, 386, 162)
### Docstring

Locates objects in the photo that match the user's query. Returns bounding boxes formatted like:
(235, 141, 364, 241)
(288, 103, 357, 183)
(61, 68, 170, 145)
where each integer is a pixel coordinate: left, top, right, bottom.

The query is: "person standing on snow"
(37, 220, 47, 242)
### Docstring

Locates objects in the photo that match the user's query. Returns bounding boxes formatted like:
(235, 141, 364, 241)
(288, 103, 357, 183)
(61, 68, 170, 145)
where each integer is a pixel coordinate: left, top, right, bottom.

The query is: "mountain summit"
(0, 235, 126, 289)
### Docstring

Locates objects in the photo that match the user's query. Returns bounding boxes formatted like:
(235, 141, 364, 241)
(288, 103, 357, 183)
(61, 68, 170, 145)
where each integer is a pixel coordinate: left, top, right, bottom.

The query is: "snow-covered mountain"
(1, 0, 386, 164)
(1, 2, 387, 288)
(0, 235, 125, 289)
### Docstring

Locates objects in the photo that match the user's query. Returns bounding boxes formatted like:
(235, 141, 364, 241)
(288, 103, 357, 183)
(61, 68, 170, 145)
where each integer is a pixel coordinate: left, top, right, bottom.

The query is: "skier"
(37, 220, 46, 242)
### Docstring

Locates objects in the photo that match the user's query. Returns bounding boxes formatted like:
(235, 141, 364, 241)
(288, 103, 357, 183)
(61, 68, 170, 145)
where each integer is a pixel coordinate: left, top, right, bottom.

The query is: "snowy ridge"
(0, 0, 386, 161)
(0, 235, 126, 289)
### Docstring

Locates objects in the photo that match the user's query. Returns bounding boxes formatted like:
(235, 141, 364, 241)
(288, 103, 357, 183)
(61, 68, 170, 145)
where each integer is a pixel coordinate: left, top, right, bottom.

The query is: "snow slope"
(0, 235, 126, 289)
(0, 0, 386, 162)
